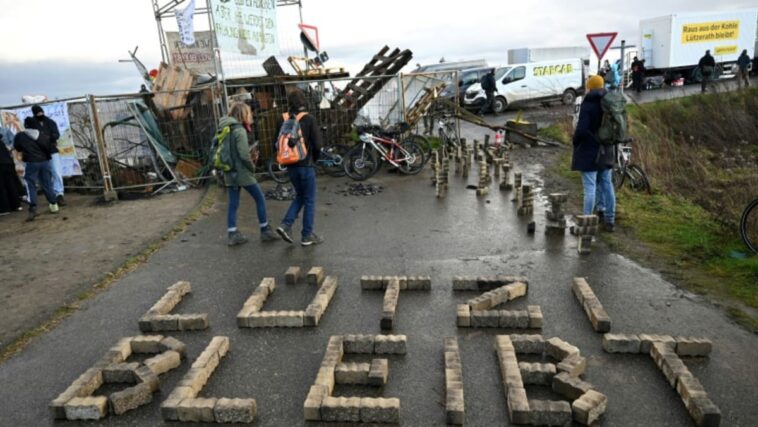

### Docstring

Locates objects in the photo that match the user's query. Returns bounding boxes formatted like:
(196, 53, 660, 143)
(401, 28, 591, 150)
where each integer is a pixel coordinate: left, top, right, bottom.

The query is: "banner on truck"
(167, 31, 216, 74)
(1, 103, 82, 177)
(211, 0, 278, 57)
(681, 20, 740, 44)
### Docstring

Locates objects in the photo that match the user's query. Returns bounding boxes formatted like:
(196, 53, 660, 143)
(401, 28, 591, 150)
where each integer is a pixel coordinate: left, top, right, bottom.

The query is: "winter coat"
(35, 115, 60, 154)
(13, 129, 52, 163)
(218, 116, 258, 187)
(571, 90, 613, 172)
(275, 109, 322, 168)
(698, 54, 716, 69)
(737, 53, 751, 69)
(631, 59, 645, 74)
(481, 73, 496, 92)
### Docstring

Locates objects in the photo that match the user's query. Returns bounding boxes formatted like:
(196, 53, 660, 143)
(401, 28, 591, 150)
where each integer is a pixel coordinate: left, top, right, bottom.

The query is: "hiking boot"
(276, 224, 294, 244)
(260, 225, 279, 242)
(56, 194, 66, 206)
(595, 210, 605, 221)
(26, 207, 37, 222)
(301, 233, 324, 246)
(602, 222, 615, 233)
(227, 231, 249, 246)
(49, 203, 60, 214)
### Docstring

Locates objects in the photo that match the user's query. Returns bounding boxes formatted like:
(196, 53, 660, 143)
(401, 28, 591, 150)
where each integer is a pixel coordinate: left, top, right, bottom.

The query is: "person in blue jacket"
(572, 75, 616, 232)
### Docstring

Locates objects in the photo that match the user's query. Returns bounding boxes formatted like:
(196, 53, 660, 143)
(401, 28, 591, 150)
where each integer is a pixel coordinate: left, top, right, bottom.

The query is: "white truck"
(463, 58, 585, 113)
(507, 46, 591, 64)
(639, 9, 758, 79)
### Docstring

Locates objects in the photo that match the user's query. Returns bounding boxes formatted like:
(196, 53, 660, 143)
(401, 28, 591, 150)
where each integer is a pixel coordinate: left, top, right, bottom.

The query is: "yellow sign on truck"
(681, 21, 739, 44)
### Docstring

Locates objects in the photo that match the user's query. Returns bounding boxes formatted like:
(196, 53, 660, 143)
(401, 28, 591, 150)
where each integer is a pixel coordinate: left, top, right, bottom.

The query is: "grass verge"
(0, 185, 219, 364)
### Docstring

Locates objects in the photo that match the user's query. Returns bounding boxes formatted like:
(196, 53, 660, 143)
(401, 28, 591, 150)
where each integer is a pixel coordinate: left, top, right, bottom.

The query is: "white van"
(463, 58, 585, 113)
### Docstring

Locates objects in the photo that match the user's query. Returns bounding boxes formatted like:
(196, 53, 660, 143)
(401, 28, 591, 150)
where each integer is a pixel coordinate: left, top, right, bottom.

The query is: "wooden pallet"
(404, 83, 446, 127)
(151, 63, 195, 120)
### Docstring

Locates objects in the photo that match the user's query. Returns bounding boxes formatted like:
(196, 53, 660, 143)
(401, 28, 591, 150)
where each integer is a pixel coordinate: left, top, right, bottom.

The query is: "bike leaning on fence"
(267, 143, 350, 183)
(740, 197, 758, 254)
(343, 122, 426, 181)
(612, 138, 651, 193)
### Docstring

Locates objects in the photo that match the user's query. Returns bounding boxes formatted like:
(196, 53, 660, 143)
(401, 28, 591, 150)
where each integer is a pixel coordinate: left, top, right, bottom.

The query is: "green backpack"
(211, 124, 241, 172)
(597, 91, 628, 145)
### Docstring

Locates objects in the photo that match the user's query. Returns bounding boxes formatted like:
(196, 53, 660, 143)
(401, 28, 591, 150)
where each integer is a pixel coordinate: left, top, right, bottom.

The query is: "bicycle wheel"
(404, 134, 432, 164)
(267, 158, 290, 183)
(397, 141, 426, 175)
(740, 198, 758, 254)
(344, 145, 379, 181)
(321, 144, 349, 177)
(612, 166, 625, 190)
(625, 164, 652, 193)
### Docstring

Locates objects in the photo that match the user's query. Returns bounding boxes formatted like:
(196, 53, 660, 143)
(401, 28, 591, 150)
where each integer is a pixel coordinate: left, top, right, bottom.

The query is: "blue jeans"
(283, 166, 316, 238)
(581, 169, 615, 224)
(24, 160, 57, 208)
(227, 184, 268, 231)
(50, 153, 64, 196)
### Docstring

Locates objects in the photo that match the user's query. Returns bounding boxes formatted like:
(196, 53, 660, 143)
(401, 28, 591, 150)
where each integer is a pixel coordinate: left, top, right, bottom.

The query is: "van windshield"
(495, 67, 512, 80)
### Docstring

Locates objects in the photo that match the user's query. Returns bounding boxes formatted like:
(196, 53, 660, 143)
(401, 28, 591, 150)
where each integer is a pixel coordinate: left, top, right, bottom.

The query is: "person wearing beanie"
(31, 105, 65, 206)
(571, 75, 616, 232)
(13, 117, 59, 221)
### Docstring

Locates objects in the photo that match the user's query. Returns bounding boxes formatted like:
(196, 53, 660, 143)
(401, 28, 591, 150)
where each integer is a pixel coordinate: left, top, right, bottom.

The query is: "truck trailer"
(639, 9, 758, 80)
(507, 46, 591, 65)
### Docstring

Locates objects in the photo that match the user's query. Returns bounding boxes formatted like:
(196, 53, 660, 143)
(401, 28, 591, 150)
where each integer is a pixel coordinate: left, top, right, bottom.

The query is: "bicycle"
(740, 198, 758, 254)
(612, 139, 651, 193)
(343, 122, 426, 181)
(267, 143, 349, 184)
(415, 114, 459, 160)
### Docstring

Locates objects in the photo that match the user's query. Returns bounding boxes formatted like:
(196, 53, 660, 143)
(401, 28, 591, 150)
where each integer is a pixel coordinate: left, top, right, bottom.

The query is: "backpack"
(597, 91, 628, 145)
(210, 123, 241, 172)
(276, 112, 309, 165)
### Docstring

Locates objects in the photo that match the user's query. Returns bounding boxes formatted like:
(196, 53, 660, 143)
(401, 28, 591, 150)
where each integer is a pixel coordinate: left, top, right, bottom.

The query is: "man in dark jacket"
(276, 88, 324, 246)
(31, 105, 65, 206)
(736, 49, 751, 89)
(478, 69, 497, 116)
(13, 117, 59, 221)
(572, 75, 616, 231)
(631, 56, 645, 94)
(698, 50, 716, 93)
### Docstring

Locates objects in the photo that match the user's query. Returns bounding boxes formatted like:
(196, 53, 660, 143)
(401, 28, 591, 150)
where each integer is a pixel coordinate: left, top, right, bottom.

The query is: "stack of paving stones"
(495, 335, 607, 426)
(444, 337, 465, 425)
(236, 266, 337, 328)
(361, 275, 432, 330)
(438, 151, 449, 198)
(161, 336, 257, 423)
(574, 215, 599, 255)
(453, 277, 542, 330)
(571, 277, 611, 332)
(499, 161, 513, 191)
(602, 334, 719, 426)
(518, 184, 534, 216)
(304, 335, 405, 423)
(138, 281, 209, 332)
(545, 193, 568, 235)
(493, 158, 502, 181)
(430, 150, 439, 185)
(454, 145, 462, 176)
(473, 139, 480, 162)
(50, 335, 186, 420)
(462, 144, 471, 178)
(476, 159, 490, 196)
(513, 173, 523, 204)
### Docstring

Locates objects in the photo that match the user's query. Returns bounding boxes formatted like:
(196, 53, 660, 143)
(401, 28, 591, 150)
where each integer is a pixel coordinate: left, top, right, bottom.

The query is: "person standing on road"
(571, 75, 616, 232)
(478, 69, 497, 116)
(698, 50, 716, 93)
(13, 117, 59, 221)
(222, 102, 278, 246)
(736, 50, 751, 89)
(31, 105, 65, 206)
(631, 56, 645, 94)
(275, 88, 324, 246)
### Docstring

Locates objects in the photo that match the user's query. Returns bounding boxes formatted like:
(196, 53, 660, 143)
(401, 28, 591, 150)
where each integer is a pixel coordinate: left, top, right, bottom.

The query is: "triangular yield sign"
(586, 32, 618, 60)
(298, 23, 320, 52)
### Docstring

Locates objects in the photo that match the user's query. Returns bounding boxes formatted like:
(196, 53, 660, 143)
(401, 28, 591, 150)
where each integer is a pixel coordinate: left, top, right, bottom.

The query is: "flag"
(177, 0, 196, 46)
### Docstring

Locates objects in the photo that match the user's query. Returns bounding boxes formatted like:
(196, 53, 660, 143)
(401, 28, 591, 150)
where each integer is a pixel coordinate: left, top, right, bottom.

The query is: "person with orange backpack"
(275, 88, 324, 246)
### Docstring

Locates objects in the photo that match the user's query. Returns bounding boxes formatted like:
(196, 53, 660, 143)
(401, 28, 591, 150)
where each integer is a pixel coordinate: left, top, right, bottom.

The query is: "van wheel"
(562, 89, 577, 105)
(493, 97, 508, 113)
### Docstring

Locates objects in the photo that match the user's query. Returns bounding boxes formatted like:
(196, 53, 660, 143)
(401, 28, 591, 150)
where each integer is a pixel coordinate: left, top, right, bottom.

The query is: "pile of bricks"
(454, 279, 542, 330)
(444, 337, 465, 425)
(476, 159, 489, 197)
(452, 275, 528, 291)
(236, 266, 337, 328)
(495, 335, 607, 426)
(304, 335, 405, 423)
(138, 281, 209, 332)
(361, 275, 432, 330)
(161, 336, 257, 423)
(601, 334, 718, 426)
(572, 277, 611, 332)
(50, 335, 186, 420)
(574, 215, 599, 255)
(461, 144, 470, 178)
(435, 150, 449, 198)
(518, 184, 534, 216)
(545, 193, 568, 235)
(513, 173, 523, 204)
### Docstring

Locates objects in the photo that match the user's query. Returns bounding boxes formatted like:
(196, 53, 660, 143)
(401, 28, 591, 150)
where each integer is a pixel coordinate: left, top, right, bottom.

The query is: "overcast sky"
(0, 0, 754, 105)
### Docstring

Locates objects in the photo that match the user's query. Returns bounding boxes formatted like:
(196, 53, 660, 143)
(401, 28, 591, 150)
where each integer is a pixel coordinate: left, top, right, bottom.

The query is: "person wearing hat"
(31, 105, 65, 206)
(571, 75, 616, 232)
(698, 50, 716, 93)
(13, 117, 59, 221)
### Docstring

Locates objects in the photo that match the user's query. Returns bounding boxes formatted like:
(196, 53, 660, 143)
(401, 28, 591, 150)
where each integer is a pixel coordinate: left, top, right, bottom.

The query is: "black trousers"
(479, 91, 495, 114)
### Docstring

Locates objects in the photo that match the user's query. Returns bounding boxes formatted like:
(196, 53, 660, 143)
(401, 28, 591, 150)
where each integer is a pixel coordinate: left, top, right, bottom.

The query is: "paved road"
(0, 139, 756, 426)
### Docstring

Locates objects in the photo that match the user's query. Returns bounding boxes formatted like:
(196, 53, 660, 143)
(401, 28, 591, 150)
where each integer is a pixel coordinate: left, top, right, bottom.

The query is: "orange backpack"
(275, 112, 309, 165)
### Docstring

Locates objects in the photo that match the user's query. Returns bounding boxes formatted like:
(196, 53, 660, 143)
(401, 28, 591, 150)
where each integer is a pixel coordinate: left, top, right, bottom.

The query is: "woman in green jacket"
(222, 102, 277, 246)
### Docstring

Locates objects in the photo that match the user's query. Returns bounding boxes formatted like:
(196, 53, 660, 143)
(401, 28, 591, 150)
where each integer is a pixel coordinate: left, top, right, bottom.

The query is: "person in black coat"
(13, 117, 59, 221)
(572, 75, 616, 231)
(478, 69, 497, 116)
(736, 49, 751, 89)
(631, 56, 645, 94)
(31, 104, 65, 205)
(698, 50, 716, 93)
(0, 129, 21, 215)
